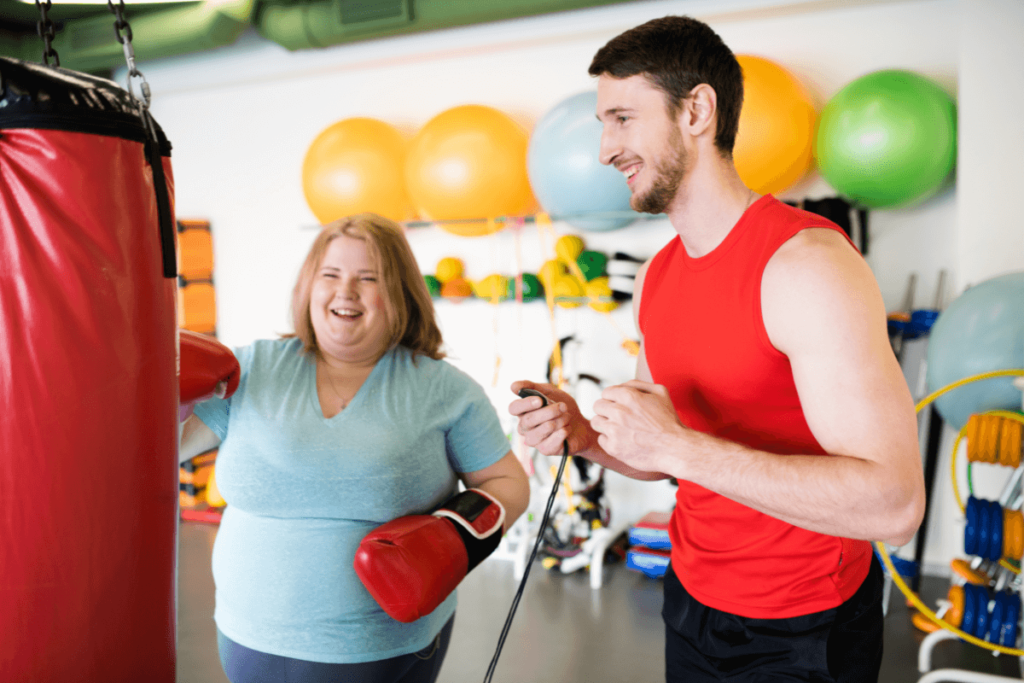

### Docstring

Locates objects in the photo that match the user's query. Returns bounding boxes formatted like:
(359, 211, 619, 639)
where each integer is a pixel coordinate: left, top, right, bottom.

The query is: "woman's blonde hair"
(289, 213, 444, 361)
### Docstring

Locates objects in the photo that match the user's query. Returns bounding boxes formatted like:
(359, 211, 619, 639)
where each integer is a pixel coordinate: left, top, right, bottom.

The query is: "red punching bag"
(0, 59, 178, 681)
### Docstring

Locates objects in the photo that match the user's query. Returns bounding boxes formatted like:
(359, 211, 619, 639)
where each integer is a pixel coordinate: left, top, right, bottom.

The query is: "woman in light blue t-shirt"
(180, 213, 530, 683)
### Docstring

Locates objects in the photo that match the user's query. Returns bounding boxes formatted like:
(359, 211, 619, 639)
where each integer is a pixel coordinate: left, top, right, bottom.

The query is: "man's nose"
(598, 127, 620, 167)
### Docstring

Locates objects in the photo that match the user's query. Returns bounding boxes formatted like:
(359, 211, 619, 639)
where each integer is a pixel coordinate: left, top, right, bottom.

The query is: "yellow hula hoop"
(914, 369, 1024, 414)
(950, 425, 969, 514)
(874, 541, 1024, 654)
(878, 368, 1024, 655)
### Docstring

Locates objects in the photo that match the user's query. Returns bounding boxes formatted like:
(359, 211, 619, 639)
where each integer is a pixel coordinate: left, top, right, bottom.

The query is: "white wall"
(133, 0, 1024, 569)
(957, 0, 1024, 289)
(915, 0, 1024, 578)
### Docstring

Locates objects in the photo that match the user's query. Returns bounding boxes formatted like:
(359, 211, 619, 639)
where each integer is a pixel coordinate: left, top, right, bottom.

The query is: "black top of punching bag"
(0, 56, 171, 155)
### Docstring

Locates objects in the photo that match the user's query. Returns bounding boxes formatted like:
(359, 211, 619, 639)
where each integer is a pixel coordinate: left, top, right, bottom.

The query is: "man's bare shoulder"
(770, 227, 857, 268)
(762, 228, 881, 354)
(764, 228, 865, 297)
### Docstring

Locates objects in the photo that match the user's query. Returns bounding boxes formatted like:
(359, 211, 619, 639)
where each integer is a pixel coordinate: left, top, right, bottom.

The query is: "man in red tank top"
(510, 15, 924, 682)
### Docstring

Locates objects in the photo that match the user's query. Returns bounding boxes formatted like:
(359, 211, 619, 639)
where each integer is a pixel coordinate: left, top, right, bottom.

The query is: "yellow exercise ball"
(405, 105, 535, 236)
(733, 56, 817, 196)
(302, 118, 413, 224)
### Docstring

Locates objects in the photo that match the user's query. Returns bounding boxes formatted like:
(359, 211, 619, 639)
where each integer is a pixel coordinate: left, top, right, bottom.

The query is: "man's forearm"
(575, 437, 671, 481)
(660, 433, 922, 545)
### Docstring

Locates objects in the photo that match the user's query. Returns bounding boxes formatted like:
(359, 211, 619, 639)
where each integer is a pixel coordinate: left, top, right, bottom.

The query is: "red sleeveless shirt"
(639, 195, 872, 619)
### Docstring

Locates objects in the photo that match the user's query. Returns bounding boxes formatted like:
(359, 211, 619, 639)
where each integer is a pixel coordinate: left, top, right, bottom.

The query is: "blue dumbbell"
(976, 592, 991, 640)
(989, 592, 1005, 643)
(1000, 593, 1020, 647)
(979, 499, 993, 561)
(966, 496, 981, 556)
(989, 501, 1004, 561)
(963, 583, 983, 637)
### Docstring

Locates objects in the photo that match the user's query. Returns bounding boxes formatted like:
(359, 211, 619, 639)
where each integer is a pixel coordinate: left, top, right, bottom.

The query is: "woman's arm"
(460, 450, 530, 532)
(179, 414, 221, 464)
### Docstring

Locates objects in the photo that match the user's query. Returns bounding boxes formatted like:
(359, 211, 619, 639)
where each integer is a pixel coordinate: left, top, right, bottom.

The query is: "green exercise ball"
(815, 70, 956, 209)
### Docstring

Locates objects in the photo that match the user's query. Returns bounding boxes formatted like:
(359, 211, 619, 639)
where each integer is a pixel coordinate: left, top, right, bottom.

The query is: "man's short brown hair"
(589, 15, 744, 156)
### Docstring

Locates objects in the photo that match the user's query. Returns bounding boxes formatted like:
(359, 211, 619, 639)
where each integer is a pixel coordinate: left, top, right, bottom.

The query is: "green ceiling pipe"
(56, 0, 254, 72)
(0, 30, 43, 65)
(2, 0, 635, 73)
(256, 0, 636, 51)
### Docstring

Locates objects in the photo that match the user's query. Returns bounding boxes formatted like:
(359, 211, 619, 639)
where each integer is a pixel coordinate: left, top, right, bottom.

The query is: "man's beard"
(631, 130, 688, 215)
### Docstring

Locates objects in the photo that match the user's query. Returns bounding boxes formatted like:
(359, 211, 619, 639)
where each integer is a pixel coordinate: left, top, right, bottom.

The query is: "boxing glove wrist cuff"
(432, 489, 504, 573)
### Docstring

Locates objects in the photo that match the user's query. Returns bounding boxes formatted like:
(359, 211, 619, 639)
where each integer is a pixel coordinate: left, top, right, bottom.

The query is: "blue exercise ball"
(926, 271, 1024, 430)
(528, 91, 638, 231)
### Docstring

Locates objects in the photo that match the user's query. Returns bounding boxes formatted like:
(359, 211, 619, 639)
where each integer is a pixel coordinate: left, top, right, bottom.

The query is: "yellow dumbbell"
(1004, 508, 1024, 561)
(585, 276, 618, 313)
(435, 257, 464, 284)
(1000, 418, 1022, 468)
(555, 235, 585, 264)
(551, 275, 584, 309)
(539, 259, 568, 290)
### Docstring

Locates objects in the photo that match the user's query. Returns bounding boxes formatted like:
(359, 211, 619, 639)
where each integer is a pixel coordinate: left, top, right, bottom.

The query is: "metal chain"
(107, 0, 151, 111)
(108, 0, 133, 45)
(35, 0, 60, 67)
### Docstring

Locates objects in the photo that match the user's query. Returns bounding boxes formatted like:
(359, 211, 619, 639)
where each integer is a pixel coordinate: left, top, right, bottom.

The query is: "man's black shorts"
(662, 557, 884, 682)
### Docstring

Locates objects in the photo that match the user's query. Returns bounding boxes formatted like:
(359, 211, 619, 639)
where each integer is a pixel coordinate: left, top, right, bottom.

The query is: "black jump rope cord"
(483, 390, 570, 683)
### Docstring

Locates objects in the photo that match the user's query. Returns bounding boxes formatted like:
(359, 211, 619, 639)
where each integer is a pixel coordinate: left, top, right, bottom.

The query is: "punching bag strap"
(142, 109, 176, 279)
(108, 0, 175, 279)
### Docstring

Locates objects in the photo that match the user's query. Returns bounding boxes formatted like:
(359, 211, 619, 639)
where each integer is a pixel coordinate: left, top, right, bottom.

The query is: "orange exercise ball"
(405, 105, 535, 237)
(733, 56, 817, 196)
(302, 117, 413, 224)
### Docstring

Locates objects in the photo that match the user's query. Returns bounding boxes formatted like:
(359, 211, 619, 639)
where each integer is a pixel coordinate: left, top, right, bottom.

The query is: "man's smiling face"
(596, 73, 690, 215)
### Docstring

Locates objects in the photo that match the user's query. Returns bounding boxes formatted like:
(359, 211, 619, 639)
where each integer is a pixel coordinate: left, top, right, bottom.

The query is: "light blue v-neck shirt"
(193, 337, 510, 663)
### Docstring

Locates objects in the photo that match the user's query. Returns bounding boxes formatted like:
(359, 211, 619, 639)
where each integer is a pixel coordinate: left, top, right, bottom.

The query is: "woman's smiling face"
(309, 234, 390, 365)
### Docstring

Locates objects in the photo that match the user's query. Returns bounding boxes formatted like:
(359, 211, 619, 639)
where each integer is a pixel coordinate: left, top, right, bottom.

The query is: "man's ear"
(679, 84, 717, 139)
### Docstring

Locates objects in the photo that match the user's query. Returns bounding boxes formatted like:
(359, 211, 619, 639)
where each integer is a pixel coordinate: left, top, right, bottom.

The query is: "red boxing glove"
(354, 489, 505, 623)
(178, 329, 240, 421)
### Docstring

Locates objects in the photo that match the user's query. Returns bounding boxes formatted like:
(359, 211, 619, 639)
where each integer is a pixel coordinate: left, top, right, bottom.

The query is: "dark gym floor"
(177, 522, 1022, 682)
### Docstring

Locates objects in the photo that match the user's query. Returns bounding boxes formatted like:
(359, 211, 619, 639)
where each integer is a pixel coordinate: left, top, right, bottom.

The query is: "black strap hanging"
(106, 0, 177, 279)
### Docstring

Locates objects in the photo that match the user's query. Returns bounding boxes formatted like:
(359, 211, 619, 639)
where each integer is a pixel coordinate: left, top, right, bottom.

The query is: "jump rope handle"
(517, 387, 550, 407)
(482, 388, 569, 683)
